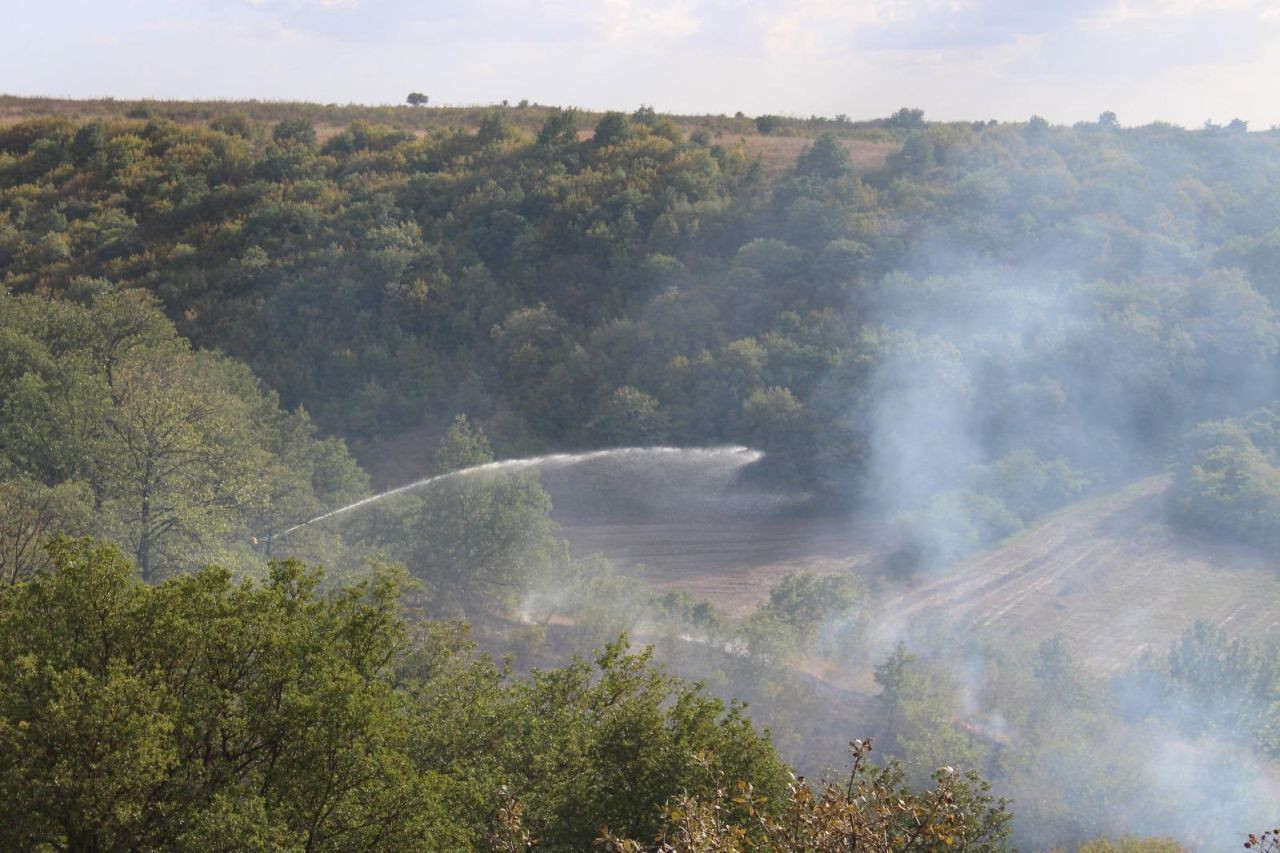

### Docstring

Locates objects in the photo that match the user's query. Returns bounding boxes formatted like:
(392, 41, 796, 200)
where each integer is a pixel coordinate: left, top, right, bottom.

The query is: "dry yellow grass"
(717, 133, 898, 175)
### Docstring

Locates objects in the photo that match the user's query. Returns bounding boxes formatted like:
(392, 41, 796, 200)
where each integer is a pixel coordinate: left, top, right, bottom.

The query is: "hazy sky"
(5, 0, 1279, 126)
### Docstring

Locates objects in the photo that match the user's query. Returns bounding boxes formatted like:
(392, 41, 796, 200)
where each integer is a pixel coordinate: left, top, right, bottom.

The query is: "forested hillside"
(4, 105, 1280, 549)
(0, 286, 367, 580)
(4, 100, 1280, 849)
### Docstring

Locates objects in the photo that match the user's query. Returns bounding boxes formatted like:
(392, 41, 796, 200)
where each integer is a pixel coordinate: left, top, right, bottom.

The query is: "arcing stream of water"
(278, 445, 763, 537)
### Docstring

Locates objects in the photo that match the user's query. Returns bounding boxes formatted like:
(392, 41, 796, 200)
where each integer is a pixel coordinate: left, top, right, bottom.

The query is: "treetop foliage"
(0, 537, 800, 851)
(0, 286, 367, 581)
(5, 104, 1277, 542)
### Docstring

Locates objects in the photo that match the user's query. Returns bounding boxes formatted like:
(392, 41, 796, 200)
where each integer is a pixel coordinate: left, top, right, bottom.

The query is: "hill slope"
(873, 475, 1280, 672)
(556, 472, 1280, 673)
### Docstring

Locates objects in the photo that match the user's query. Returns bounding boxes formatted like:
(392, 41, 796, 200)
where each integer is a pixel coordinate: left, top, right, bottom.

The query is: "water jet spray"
(273, 445, 764, 539)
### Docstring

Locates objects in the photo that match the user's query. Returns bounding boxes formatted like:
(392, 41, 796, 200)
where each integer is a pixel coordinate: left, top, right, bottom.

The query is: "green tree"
(96, 346, 266, 579)
(755, 114, 783, 134)
(70, 121, 106, 166)
(873, 644, 986, 789)
(471, 638, 792, 851)
(209, 112, 254, 138)
(393, 470, 563, 616)
(0, 290, 364, 578)
(596, 738, 1010, 851)
(1168, 421, 1280, 549)
(476, 111, 516, 146)
(0, 478, 94, 584)
(357, 419, 562, 616)
(433, 414, 494, 473)
(593, 111, 633, 146)
(0, 536, 801, 850)
(740, 385, 816, 482)
(249, 406, 369, 557)
(537, 108, 578, 148)
(0, 361, 109, 487)
(272, 118, 316, 147)
(888, 106, 926, 129)
(795, 131, 853, 180)
(0, 538, 464, 850)
(587, 386, 668, 446)
(1162, 621, 1280, 753)
(887, 131, 936, 175)
(754, 571, 863, 646)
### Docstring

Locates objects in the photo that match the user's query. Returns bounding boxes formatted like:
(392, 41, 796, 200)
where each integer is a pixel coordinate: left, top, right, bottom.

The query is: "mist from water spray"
(279, 445, 764, 537)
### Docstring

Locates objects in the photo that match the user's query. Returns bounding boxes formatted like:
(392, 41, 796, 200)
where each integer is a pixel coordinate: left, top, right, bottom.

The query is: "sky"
(4, 0, 1280, 127)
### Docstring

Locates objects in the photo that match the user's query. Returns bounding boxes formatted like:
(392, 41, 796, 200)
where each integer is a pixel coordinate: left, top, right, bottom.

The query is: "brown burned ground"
(558, 515, 893, 618)
(873, 474, 1280, 673)
(561, 474, 1280, 675)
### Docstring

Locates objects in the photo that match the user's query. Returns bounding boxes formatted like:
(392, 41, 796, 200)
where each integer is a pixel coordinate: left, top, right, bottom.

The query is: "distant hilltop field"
(0, 94, 913, 174)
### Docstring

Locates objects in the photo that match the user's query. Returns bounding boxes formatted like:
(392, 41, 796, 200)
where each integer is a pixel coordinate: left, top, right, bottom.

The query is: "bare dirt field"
(872, 474, 1280, 672)
(562, 474, 1280, 673)
(559, 515, 893, 618)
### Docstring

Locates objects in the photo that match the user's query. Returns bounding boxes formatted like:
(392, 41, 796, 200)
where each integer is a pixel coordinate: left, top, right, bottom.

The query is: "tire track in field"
(869, 475, 1280, 672)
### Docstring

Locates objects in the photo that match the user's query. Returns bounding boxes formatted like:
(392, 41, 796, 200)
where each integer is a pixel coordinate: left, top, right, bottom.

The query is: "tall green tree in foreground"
(97, 345, 265, 579)
(0, 537, 807, 850)
(0, 538, 460, 850)
(0, 287, 367, 580)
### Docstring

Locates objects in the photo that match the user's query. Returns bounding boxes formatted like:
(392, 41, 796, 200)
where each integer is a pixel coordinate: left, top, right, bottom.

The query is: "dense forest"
(4, 103, 1280, 547)
(3, 99, 1280, 848)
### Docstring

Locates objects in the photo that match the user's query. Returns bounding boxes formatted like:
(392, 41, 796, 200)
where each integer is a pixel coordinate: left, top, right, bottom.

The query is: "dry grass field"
(715, 132, 898, 175)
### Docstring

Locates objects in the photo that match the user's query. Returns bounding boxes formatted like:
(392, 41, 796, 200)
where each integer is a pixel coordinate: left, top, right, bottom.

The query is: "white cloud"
(595, 0, 702, 43)
(3, 0, 1280, 125)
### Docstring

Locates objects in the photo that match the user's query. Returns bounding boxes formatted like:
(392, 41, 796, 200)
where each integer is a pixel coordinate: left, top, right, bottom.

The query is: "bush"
(755, 114, 783, 135)
(1168, 417, 1280, 549)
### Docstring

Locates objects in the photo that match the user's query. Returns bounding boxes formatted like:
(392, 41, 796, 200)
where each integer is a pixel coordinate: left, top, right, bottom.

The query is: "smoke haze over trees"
(3, 100, 1280, 847)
